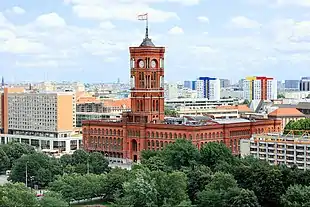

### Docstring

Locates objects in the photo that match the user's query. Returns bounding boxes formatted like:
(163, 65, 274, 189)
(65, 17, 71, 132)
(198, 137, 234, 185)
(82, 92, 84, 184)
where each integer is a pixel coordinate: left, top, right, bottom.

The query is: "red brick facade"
(82, 28, 282, 161)
(82, 118, 281, 161)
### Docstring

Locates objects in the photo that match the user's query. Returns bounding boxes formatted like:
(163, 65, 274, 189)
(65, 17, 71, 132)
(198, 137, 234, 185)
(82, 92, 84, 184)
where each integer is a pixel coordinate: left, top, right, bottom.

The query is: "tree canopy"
(3, 140, 310, 207)
(283, 118, 310, 134)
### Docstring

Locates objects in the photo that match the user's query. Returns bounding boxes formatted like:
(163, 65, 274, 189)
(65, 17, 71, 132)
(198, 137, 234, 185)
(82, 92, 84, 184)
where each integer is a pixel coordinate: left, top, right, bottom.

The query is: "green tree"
(281, 185, 310, 207)
(71, 149, 89, 165)
(182, 165, 212, 203)
(243, 99, 250, 105)
(281, 184, 310, 207)
(0, 142, 35, 169)
(0, 148, 10, 172)
(59, 154, 72, 166)
(116, 168, 158, 207)
(277, 94, 285, 99)
(161, 139, 200, 170)
(164, 108, 178, 117)
(103, 167, 129, 202)
(49, 173, 107, 203)
(197, 172, 259, 207)
(38, 191, 68, 207)
(89, 152, 109, 174)
(200, 142, 235, 169)
(0, 183, 39, 207)
(233, 157, 285, 206)
(9, 152, 62, 188)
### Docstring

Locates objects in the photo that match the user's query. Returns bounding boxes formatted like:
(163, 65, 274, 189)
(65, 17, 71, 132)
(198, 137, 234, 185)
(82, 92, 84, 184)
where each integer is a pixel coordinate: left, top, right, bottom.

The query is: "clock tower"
(128, 21, 165, 123)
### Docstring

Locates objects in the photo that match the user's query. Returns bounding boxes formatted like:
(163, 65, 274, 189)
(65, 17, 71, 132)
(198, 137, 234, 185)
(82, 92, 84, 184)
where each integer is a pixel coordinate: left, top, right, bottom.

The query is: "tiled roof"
(268, 108, 305, 117)
(103, 98, 131, 108)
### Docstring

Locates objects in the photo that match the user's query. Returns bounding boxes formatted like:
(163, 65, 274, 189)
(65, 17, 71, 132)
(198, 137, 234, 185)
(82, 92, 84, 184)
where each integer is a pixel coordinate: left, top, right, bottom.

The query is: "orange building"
(0, 88, 81, 152)
(82, 23, 281, 162)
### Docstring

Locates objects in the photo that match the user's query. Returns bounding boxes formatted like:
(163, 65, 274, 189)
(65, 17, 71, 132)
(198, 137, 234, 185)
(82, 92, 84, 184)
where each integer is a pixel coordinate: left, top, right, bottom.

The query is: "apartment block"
(196, 77, 221, 100)
(0, 87, 81, 153)
(243, 76, 277, 101)
(300, 77, 310, 91)
(240, 133, 310, 170)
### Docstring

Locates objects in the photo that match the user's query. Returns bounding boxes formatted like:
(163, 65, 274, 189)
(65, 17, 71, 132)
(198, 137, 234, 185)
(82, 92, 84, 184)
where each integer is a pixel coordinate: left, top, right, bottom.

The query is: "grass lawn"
(71, 199, 112, 207)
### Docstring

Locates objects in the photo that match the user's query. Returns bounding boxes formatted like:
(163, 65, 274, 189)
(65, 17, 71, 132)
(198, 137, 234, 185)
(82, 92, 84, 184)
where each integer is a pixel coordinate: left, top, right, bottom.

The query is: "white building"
(240, 133, 310, 170)
(243, 77, 277, 101)
(164, 83, 178, 100)
(196, 77, 220, 100)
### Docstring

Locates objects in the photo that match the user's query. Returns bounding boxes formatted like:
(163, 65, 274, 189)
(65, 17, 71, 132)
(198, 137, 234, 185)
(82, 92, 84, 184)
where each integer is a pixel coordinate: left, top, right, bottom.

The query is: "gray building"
(284, 80, 299, 90)
(220, 79, 230, 88)
(300, 77, 310, 91)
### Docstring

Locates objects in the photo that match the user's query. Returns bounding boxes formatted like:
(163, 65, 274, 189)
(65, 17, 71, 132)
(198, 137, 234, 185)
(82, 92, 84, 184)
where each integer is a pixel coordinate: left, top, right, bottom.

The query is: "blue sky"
(0, 0, 310, 83)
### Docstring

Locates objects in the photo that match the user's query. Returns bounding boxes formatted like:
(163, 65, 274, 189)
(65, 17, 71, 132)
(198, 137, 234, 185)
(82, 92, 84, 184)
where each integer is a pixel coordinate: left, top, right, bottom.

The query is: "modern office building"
(284, 80, 299, 90)
(300, 77, 310, 91)
(184, 81, 196, 90)
(196, 77, 221, 100)
(240, 132, 310, 170)
(0, 87, 81, 153)
(243, 76, 277, 101)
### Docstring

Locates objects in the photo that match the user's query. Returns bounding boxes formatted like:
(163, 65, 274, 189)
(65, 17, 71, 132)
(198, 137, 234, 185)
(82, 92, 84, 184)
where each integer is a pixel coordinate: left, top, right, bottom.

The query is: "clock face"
(151, 60, 156, 68)
(139, 60, 144, 68)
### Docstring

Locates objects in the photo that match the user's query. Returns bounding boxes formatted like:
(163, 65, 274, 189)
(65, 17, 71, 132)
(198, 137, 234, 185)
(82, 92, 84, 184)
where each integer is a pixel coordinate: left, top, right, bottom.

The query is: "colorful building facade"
(243, 76, 277, 101)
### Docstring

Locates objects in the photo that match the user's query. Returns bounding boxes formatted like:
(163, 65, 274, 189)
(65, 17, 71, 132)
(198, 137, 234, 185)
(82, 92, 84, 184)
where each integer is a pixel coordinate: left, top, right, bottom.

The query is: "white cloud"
(168, 26, 184, 35)
(275, 0, 310, 7)
(0, 38, 46, 54)
(230, 16, 261, 29)
(191, 46, 218, 54)
(7, 6, 26, 15)
(65, 0, 179, 22)
(197, 16, 209, 23)
(0, 30, 15, 40)
(99, 21, 116, 30)
(35, 13, 66, 27)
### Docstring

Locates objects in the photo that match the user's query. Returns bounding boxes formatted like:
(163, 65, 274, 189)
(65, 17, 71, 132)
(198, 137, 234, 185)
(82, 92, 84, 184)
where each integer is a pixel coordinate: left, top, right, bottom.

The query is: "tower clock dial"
(139, 60, 145, 68)
(151, 60, 156, 68)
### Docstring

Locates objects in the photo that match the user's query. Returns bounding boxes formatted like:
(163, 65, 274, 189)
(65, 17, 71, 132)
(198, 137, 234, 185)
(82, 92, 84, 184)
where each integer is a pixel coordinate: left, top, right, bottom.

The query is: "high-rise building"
(220, 79, 230, 88)
(164, 83, 178, 100)
(196, 77, 220, 100)
(300, 77, 310, 91)
(243, 76, 277, 101)
(284, 80, 299, 90)
(184, 81, 196, 90)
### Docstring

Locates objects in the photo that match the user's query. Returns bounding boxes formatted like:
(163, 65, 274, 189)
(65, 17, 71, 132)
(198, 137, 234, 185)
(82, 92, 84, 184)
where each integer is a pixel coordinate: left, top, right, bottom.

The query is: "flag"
(138, 13, 148, 21)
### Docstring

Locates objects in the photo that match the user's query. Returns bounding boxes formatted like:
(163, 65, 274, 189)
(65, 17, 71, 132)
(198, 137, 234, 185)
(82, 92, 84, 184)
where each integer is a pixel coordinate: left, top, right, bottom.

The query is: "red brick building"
(82, 24, 281, 161)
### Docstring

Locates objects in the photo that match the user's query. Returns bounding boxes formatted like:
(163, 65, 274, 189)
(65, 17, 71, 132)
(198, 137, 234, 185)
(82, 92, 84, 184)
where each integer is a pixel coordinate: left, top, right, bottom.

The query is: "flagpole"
(145, 13, 149, 38)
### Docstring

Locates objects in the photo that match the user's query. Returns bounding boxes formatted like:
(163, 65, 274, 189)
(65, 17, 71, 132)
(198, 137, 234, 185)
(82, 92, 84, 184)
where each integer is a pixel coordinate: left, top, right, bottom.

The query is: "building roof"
(140, 37, 155, 47)
(272, 104, 297, 108)
(297, 102, 310, 110)
(103, 98, 131, 108)
(216, 104, 252, 112)
(77, 96, 100, 104)
(268, 108, 305, 117)
(215, 118, 251, 124)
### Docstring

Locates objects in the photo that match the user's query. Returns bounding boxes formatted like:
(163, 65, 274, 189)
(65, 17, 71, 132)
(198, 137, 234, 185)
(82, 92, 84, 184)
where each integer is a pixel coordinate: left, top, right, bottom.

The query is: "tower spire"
(138, 13, 155, 47)
(145, 15, 149, 39)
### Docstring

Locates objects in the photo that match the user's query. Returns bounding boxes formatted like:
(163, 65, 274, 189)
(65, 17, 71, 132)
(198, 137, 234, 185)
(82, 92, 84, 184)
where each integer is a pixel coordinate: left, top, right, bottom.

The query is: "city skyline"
(1, 0, 310, 82)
